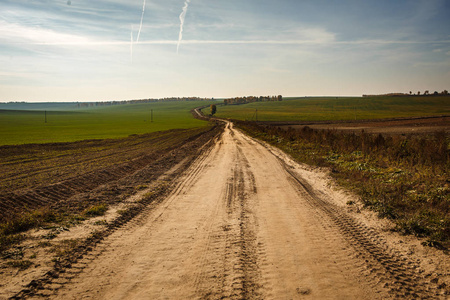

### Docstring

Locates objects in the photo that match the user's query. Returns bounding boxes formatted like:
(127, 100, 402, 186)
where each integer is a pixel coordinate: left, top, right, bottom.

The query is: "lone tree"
(210, 104, 217, 116)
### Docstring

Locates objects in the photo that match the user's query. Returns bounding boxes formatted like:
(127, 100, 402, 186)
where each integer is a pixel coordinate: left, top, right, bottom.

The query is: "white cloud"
(280, 27, 336, 44)
(0, 20, 91, 45)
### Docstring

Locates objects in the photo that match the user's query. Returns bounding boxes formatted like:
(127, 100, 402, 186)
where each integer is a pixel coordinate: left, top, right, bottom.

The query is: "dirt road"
(43, 123, 445, 299)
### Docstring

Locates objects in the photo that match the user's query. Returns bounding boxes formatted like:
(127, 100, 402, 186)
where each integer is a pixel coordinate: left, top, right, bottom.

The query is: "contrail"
(177, 0, 191, 54)
(130, 25, 134, 63)
(137, 0, 146, 42)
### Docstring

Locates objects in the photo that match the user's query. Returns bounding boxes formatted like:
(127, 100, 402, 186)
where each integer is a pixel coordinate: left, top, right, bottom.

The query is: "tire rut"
(282, 161, 445, 299)
(193, 130, 261, 299)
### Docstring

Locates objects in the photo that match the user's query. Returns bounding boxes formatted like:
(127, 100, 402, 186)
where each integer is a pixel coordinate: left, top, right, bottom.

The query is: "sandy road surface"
(43, 123, 445, 299)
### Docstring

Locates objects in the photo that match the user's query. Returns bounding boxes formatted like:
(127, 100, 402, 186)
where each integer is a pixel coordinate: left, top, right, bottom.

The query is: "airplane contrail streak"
(137, 0, 146, 42)
(177, 0, 191, 54)
(130, 26, 134, 63)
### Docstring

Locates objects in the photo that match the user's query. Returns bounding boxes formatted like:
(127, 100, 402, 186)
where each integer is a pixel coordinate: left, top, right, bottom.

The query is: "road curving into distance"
(41, 122, 447, 299)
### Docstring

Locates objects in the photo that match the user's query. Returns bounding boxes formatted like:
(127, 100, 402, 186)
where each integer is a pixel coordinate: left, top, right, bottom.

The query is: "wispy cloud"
(0, 20, 91, 45)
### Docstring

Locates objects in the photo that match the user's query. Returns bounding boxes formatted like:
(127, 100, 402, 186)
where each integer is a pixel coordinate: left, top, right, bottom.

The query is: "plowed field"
(0, 126, 221, 223)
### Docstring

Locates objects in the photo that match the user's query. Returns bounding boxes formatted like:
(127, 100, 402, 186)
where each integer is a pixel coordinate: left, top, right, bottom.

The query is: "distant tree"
(434, 91, 439, 95)
(418, 91, 421, 95)
(409, 91, 412, 95)
(210, 104, 217, 116)
(424, 90, 429, 95)
(443, 90, 449, 95)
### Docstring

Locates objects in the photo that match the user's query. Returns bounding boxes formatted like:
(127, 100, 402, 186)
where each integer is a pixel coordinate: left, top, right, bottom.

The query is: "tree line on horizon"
(77, 97, 213, 108)
(363, 90, 448, 97)
(224, 95, 283, 105)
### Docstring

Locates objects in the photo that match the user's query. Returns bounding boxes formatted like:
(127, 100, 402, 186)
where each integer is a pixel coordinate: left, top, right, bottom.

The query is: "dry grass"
(6, 259, 33, 270)
(237, 121, 449, 249)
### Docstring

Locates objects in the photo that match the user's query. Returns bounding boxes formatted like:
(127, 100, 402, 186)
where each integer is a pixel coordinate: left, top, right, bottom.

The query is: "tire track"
(190, 126, 262, 299)
(280, 157, 445, 299)
(238, 127, 447, 298)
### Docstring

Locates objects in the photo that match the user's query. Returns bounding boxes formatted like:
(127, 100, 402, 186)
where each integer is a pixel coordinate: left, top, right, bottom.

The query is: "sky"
(1, 0, 449, 102)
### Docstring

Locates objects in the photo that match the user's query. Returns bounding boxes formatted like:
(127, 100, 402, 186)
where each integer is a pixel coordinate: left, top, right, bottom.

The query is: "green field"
(2, 96, 448, 145)
(0, 101, 210, 145)
(215, 96, 450, 122)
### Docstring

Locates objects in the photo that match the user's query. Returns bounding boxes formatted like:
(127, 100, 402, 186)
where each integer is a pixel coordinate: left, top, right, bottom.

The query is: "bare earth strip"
(35, 123, 447, 299)
(280, 115, 450, 135)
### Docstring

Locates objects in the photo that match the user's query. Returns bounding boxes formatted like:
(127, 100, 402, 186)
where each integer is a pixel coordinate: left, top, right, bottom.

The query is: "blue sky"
(1, 0, 449, 101)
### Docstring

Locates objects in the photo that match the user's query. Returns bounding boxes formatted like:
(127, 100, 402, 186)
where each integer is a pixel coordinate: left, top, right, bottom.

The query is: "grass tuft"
(83, 204, 108, 217)
(0, 209, 59, 252)
(6, 260, 33, 270)
(135, 185, 148, 191)
(0, 210, 58, 236)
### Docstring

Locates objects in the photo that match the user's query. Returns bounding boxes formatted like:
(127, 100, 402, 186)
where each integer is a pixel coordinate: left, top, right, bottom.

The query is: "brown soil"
(0, 127, 220, 222)
(277, 115, 450, 135)
(2, 122, 447, 299)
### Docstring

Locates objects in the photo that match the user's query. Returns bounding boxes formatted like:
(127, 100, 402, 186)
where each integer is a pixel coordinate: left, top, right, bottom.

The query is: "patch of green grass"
(0, 234, 26, 253)
(94, 220, 108, 226)
(135, 185, 148, 191)
(0, 101, 211, 145)
(0, 209, 59, 236)
(0, 209, 84, 251)
(6, 259, 33, 270)
(216, 96, 450, 121)
(83, 204, 108, 217)
(0, 209, 63, 252)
